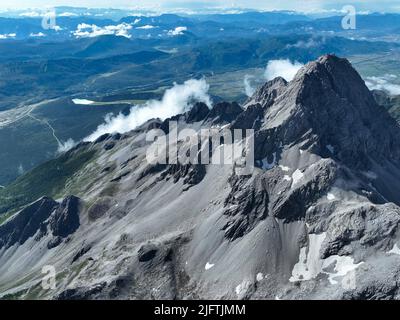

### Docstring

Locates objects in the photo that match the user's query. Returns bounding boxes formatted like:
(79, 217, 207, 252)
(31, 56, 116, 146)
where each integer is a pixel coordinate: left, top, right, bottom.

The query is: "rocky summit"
(1, 55, 400, 300)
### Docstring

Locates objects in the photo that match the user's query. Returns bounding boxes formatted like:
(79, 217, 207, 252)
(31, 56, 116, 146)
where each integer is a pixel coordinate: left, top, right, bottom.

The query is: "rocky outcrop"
(205, 101, 243, 124)
(0, 195, 82, 251)
(0, 197, 57, 249)
(50, 196, 81, 238)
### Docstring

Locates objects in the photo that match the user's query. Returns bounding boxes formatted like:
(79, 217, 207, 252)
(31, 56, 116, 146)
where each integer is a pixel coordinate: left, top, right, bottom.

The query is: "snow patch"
(388, 244, 400, 255)
(283, 175, 291, 181)
(327, 193, 336, 201)
(205, 262, 215, 270)
(235, 280, 251, 298)
(72, 99, 95, 105)
(256, 273, 264, 282)
(290, 233, 363, 286)
(279, 165, 290, 172)
(291, 169, 304, 186)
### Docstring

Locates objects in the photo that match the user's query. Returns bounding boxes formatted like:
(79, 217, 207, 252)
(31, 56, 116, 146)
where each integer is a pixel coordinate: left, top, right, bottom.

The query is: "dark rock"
(87, 197, 115, 221)
(56, 282, 106, 300)
(160, 164, 206, 189)
(72, 244, 91, 263)
(138, 244, 158, 262)
(248, 76, 287, 108)
(47, 236, 62, 249)
(205, 102, 243, 124)
(103, 141, 115, 150)
(186, 102, 210, 123)
(50, 196, 81, 239)
(0, 197, 58, 249)
(110, 170, 131, 182)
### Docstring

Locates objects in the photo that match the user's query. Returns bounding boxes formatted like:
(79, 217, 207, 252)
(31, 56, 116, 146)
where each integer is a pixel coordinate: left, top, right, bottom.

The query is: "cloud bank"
(0, 33, 16, 39)
(73, 23, 132, 38)
(29, 32, 45, 37)
(136, 24, 157, 30)
(84, 79, 212, 142)
(365, 75, 400, 96)
(264, 59, 304, 82)
(59, 12, 78, 17)
(168, 26, 187, 36)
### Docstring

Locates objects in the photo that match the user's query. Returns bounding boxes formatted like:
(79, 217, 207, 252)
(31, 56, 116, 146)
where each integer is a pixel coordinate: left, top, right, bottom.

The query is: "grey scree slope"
(1, 55, 400, 300)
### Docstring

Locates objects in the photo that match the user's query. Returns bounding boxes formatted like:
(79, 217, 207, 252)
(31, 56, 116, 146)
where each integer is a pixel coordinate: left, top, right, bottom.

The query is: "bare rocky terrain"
(1, 55, 400, 300)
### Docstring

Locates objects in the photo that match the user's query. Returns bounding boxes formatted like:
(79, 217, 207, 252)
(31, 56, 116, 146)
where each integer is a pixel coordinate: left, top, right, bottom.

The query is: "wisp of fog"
(265, 59, 304, 82)
(84, 79, 211, 142)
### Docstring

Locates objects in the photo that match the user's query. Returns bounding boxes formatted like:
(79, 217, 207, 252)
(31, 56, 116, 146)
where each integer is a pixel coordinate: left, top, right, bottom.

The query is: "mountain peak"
(294, 54, 362, 89)
(245, 76, 287, 108)
(247, 55, 400, 170)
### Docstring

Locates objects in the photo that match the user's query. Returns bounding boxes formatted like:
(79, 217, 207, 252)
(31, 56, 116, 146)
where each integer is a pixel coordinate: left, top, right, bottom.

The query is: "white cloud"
(365, 74, 400, 96)
(73, 23, 132, 38)
(84, 79, 211, 142)
(19, 11, 41, 17)
(57, 139, 77, 153)
(287, 37, 326, 49)
(59, 12, 78, 17)
(136, 24, 157, 29)
(264, 59, 304, 82)
(244, 75, 256, 97)
(167, 26, 187, 36)
(30, 32, 46, 37)
(18, 164, 24, 175)
(51, 25, 63, 32)
(0, 33, 16, 39)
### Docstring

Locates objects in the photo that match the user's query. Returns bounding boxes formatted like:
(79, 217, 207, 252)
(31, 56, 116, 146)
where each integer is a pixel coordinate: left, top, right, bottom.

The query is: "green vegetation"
(0, 289, 27, 300)
(0, 148, 97, 215)
(0, 211, 14, 226)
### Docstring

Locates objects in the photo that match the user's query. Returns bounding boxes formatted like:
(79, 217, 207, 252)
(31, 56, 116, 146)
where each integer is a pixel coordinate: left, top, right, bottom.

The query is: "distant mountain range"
(1, 11, 400, 41)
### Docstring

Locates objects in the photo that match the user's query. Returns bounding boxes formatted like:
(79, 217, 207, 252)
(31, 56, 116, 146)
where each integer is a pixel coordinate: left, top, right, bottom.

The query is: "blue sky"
(1, 0, 400, 12)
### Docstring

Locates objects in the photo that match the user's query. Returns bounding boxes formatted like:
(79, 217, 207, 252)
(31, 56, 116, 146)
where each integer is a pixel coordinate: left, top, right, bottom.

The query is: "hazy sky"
(1, 0, 399, 12)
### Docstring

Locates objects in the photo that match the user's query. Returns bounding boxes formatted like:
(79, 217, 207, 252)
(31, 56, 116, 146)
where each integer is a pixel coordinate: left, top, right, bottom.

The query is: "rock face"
(0, 195, 81, 251)
(0, 197, 58, 249)
(50, 196, 81, 238)
(205, 101, 243, 124)
(2, 55, 400, 300)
